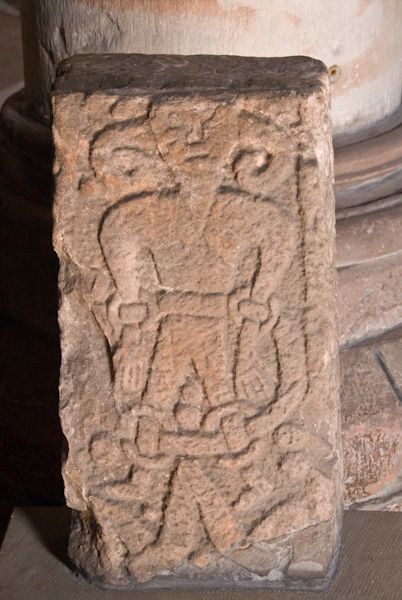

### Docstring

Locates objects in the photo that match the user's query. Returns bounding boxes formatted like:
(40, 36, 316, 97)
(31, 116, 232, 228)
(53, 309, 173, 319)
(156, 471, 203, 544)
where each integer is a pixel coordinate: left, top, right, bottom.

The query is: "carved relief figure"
(54, 55, 340, 588)
(86, 99, 314, 580)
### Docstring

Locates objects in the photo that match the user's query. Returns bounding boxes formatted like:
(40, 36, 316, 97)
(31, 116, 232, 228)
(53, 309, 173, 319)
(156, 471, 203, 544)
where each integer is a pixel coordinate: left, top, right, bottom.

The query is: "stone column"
(19, 0, 402, 140)
(52, 54, 342, 588)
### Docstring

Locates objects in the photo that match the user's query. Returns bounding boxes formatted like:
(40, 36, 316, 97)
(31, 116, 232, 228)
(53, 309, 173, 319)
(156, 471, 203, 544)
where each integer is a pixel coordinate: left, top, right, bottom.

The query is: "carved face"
(155, 100, 234, 190)
(89, 120, 172, 193)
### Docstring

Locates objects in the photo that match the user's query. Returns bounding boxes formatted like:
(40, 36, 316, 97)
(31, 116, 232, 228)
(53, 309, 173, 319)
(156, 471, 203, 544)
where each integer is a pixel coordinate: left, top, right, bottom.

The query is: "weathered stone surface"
(336, 199, 402, 268)
(52, 54, 341, 589)
(336, 196, 402, 347)
(341, 336, 402, 510)
(338, 253, 402, 346)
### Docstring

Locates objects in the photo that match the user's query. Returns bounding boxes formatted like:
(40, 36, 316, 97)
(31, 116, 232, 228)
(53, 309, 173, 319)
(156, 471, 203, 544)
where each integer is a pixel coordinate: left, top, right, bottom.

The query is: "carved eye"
(89, 122, 164, 185)
(232, 148, 273, 191)
(92, 143, 156, 178)
(112, 146, 140, 176)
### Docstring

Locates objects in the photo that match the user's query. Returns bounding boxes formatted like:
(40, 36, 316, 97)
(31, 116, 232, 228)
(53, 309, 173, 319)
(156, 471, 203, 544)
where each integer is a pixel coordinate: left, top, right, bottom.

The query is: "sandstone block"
(52, 54, 341, 589)
(338, 254, 402, 346)
(341, 335, 402, 510)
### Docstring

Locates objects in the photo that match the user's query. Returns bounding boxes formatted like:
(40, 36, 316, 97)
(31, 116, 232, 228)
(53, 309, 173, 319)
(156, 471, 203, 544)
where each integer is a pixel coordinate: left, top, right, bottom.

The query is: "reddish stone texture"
(341, 336, 402, 510)
(338, 255, 402, 346)
(52, 54, 341, 588)
(336, 201, 402, 269)
(336, 196, 402, 347)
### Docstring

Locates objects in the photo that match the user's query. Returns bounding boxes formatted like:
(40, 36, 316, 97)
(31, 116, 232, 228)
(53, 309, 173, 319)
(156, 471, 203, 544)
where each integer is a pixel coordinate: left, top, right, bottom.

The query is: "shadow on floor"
(0, 314, 65, 544)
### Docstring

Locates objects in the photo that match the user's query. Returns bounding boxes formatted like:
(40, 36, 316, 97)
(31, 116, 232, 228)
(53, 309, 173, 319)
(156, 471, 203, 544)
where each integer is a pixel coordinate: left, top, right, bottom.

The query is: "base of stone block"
(1, 508, 402, 599)
(72, 545, 340, 593)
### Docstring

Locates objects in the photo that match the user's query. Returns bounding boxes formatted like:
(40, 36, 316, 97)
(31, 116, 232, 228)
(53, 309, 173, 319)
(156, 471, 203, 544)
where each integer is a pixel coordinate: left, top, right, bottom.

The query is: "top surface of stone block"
(54, 53, 327, 96)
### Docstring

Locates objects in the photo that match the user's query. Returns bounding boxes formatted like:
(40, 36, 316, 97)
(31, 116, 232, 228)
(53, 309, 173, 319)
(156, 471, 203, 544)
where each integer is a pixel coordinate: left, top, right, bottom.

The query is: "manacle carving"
(53, 54, 341, 588)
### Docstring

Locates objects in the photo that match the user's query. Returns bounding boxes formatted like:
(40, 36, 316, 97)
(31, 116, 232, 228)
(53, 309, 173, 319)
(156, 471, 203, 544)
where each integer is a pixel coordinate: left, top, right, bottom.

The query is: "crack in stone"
(373, 346, 402, 405)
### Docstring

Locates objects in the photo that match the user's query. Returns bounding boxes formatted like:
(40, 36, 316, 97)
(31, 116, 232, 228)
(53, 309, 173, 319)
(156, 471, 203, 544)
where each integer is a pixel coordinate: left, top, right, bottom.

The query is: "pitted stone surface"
(52, 53, 341, 589)
(341, 334, 402, 510)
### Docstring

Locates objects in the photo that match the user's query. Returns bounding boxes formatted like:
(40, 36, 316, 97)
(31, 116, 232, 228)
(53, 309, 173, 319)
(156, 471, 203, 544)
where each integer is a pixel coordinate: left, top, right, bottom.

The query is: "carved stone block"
(52, 54, 342, 589)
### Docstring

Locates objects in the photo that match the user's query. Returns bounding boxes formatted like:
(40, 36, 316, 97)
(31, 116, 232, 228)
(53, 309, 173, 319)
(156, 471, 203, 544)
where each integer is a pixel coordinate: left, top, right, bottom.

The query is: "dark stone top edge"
(52, 53, 328, 97)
